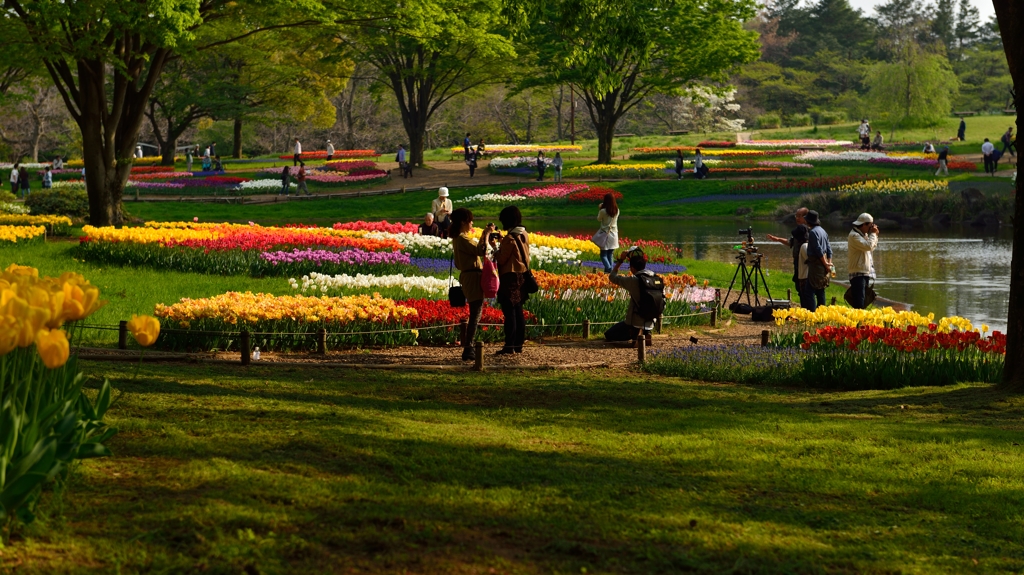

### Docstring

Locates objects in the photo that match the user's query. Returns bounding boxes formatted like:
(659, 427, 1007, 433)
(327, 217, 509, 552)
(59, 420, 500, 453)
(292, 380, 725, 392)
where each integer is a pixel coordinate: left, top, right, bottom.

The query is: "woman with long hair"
(449, 208, 492, 361)
(488, 205, 530, 355)
(596, 193, 620, 272)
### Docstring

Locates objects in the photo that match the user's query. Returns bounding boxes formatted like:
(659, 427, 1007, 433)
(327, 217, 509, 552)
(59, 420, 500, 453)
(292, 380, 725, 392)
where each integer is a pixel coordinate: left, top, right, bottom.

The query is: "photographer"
(605, 249, 661, 347)
(450, 208, 492, 361)
(847, 213, 878, 309)
(488, 206, 530, 355)
(767, 206, 808, 298)
(803, 210, 832, 312)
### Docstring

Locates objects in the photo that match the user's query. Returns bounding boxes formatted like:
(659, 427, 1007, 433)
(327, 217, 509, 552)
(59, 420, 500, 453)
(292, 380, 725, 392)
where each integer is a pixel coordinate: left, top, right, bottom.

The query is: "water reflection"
(527, 218, 1012, 331)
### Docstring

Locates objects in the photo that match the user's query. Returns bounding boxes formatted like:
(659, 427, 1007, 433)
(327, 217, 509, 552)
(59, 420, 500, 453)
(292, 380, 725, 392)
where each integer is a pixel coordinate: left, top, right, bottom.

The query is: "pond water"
(527, 218, 1012, 332)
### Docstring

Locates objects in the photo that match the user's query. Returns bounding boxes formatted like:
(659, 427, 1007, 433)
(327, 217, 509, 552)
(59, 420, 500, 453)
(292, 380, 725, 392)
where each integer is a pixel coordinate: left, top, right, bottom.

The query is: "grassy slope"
(12, 363, 1024, 573)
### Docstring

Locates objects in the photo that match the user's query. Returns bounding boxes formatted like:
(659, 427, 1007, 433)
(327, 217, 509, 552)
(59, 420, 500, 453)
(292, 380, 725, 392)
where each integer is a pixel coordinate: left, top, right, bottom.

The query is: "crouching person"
(604, 248, 666, 347)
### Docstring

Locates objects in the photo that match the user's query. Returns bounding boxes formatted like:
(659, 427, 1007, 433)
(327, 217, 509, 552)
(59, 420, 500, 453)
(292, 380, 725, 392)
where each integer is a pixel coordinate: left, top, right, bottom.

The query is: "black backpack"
(634, 274, 666, 321)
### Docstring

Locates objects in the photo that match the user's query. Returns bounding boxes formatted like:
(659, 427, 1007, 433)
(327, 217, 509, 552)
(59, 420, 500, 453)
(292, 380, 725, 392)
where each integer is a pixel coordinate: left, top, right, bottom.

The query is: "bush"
(819, 111, 846, 125)
(25, 188, 89, 218)
(788, 113, 812, 127)
(757, 113, 782, 129)
(0, 191, 16, 204)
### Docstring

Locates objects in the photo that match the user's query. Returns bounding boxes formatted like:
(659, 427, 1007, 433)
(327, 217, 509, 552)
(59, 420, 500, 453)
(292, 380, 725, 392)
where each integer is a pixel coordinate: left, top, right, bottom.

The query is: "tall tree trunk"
(993, 1, 1024, 388)
(232, 117, 243, 158)
(583, 90, 622, 164)
(408, 125, 425, 169)
(162, 135, 177, 166)
(596, 122, 615, 164)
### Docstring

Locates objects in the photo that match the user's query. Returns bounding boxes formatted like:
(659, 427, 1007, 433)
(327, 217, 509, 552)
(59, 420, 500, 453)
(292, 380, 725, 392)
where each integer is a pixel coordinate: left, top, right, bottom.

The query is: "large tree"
(992, 2, 1024, 388)
(339, 0, 516, 167)
(505, 0, 760, 164)
(1, 0, 332, 226)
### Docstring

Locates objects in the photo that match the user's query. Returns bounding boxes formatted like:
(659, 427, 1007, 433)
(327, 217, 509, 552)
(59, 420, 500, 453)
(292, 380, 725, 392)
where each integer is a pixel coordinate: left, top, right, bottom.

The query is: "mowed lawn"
(11, 363, 1024, 573)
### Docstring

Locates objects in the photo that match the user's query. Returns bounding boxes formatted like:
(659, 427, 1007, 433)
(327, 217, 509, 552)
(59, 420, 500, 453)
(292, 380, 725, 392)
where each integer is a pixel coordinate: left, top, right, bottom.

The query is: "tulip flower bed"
(278, 150, 379, 160)
(567, 186, 622, 204)
(830, 179, 948, 195)
(698, 141, 736, 148)
(728, 175, 885, 195)
(629, 148, 798, 160)
(0, 214, 73, 235)
(738, 139, 853, 148)
(564, 163, 669, 178)
(867, 156, 976, 171)
(459, 183, 590, 204)
(0, 264, 117, 527)
(0, 225, 47, 243)
(448, 144, 582, 156)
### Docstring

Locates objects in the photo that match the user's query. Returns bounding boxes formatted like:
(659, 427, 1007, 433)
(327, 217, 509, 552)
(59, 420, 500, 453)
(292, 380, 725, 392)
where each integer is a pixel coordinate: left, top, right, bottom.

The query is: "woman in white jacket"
(595, 193, 620, 272)
(847, 213, 879, 309)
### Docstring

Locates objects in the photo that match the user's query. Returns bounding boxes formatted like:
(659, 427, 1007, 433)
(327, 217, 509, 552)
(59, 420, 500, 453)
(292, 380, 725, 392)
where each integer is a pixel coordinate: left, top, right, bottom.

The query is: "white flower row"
(457, 193, 530, 204)
(367, 231, 452, 255)
(240, 179, 293, 190)
(0, 202, 30, 215)
(531, 245, 583, 265)
(793, 151, 887, 162)
(51, 180, 85, 190)
(289, 272, 456, 295)
(0, 163, 50, 169)
(489, 156, 553, 168)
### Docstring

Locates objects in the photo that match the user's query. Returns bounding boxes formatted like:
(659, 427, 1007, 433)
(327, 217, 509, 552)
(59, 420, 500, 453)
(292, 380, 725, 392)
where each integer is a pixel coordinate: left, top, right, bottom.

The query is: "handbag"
(592, 229, 609, 250)
(481, 257, 499, 298)
(447, 254, 466, 307)
(514, 235, 539, 294)
(807, 260, 831, 290)
(843, 278, 877, 307)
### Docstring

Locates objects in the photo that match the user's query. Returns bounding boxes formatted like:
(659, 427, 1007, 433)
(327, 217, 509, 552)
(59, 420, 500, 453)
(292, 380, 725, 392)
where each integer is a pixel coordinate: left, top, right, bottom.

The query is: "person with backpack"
(604, 248, 665, 347)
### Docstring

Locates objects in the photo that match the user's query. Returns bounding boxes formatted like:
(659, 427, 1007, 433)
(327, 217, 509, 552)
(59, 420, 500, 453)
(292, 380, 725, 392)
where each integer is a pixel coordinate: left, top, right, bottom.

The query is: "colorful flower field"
(449, 144, 581, 156)
(829, 179, 949, 195)
(459, 183, 589, 204)
(278, 150, 380, 160)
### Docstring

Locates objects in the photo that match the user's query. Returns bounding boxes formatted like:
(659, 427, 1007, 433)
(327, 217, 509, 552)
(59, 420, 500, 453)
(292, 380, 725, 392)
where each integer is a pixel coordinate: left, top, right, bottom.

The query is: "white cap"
(438, 187, 449, 197)
(853, 213, 874, 226)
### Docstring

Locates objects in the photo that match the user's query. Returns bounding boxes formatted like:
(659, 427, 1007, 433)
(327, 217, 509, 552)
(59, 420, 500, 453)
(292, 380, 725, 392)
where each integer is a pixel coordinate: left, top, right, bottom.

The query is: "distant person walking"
(552, 152, 563, 182)
(535, 151, 546, 181)
(594, 193, 620, 272)
(8, 164, 18, 194)
(958, 117, 967, 141)
(210, 142, 217, 157)
(326, 140, 334, 161)
(847, 213, 879, 310)
(1002, 127, 1016, 157)
(279, 166, 291, 196)
(42, 166, 52, 189)
(293, 138, 302, 166)
(858, 119, 871, 150)
(982, 138, 996, 175)
(870, 131, 884, 151)
(674, 150, 684, 180)
(186, 147, 194, 171)
(466, 147, 478, 178)
(935, 146, 949, 177)
(693, 148, 707, 179)
(18, 167, 29, 198)
(296, 162, 310, 195)
(463, 133, 471, 160)
(396, 145, 411, 178)
(803, 210, 832, 312)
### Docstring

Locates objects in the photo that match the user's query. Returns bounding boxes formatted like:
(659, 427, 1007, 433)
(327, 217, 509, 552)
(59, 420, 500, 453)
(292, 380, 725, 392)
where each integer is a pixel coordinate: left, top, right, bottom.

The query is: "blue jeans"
(801, 281, 826, 312)
(600, 249, 615, 272)
(849, 275, 870, 309)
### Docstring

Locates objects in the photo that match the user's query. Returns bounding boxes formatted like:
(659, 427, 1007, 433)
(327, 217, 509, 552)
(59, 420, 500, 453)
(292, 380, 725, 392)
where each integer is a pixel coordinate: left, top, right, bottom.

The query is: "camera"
(738, 227, 754, 243)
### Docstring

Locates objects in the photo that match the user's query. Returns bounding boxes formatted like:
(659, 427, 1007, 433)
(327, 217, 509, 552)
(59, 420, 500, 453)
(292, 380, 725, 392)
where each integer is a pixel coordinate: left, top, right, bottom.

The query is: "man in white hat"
(848, 213, 879, 309)
(326, 140, 335, 161)
(431, 187, 453, 237)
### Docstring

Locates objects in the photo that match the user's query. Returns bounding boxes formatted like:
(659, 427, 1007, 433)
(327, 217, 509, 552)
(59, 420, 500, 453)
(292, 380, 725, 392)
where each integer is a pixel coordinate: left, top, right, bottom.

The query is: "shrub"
(788, 113, 812, 127)
(819, 111, 846, 125)
(757, 113, 782, 129)
(25, 188, 89, 218)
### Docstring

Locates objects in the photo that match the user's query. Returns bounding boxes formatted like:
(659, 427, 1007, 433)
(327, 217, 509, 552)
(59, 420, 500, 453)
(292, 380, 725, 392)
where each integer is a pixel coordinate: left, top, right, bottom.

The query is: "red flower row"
(396, 298, 535, 328)
(277, 150, 380, 160)
(697, 141, 736, 148)
(568, 186, 623, 204)
(802, 325, 1006, 354)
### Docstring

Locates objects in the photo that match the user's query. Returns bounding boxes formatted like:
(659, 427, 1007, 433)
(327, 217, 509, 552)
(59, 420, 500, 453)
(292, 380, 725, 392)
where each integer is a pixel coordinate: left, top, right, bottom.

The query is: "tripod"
(724, 251, 773, 308)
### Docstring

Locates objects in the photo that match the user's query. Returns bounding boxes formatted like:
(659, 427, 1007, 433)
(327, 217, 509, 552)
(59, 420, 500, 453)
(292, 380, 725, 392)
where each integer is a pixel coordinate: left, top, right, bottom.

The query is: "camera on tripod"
(736, 227, 760, 258)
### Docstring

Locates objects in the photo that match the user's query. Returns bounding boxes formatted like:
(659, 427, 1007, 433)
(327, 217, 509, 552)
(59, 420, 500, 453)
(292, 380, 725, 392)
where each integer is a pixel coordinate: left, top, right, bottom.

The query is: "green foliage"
(0, 352, 115, 526)
(757, 112, 782, 128)
(794, 187, 1015, 222)
(867, 49, 960, 130)
(787, 113, 812, 127)
(24, 189, 89, 218)
(818, 110, 846, 125)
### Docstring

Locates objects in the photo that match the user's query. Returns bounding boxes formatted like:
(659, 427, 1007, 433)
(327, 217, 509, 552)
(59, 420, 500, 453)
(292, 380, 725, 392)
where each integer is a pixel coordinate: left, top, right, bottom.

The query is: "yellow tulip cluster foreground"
(0, 225, 46, 243)
(155, 292, 419, 327)
(774, 305, 977, 333)
(0, 264, 106, 368)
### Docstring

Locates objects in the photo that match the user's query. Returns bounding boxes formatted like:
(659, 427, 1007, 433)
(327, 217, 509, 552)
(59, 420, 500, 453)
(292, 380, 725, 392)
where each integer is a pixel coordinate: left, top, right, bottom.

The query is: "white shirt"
(204, 147, 210, 157)
(9, 170, 18, 184)
(431, 197, 452, 220)
(294, 141, 302, 155)
(326, 143, 334, 155)
(982, 142, 995, 155)
(798, 243, 809, 280)
(858, 123, 869, 137)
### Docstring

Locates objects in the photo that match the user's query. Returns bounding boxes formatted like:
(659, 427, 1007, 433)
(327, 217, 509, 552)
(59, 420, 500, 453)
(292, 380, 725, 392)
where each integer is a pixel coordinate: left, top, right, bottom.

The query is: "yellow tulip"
(127, 315, 161, 347)
(35, 328, 69, 369)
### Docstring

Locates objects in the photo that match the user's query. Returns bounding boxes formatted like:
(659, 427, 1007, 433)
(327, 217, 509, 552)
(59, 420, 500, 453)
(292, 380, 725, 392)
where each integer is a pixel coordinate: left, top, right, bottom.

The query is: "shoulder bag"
(447, 253, 466, 307)
(514, 235, 539, 294)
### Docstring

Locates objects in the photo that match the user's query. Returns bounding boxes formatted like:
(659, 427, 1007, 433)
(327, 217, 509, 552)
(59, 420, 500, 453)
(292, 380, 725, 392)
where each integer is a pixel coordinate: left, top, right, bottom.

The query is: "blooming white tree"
(675, 87, 745, 134)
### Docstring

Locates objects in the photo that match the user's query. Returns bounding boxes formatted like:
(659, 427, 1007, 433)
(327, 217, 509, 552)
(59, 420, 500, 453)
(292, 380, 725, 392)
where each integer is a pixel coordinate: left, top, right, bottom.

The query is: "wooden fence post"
(637, 335, 646, 364)
(317, 328, 327, 355)
(241, 330, 251, 365)
(761, 330, 770, 347)
(710, 307, 717, 328)
(787, 288, 792, 302)
(460, 319, 468, 345)
(582, 319, 590, 340)
(118, 320, 128, 350)
(474, 341, 484, 372)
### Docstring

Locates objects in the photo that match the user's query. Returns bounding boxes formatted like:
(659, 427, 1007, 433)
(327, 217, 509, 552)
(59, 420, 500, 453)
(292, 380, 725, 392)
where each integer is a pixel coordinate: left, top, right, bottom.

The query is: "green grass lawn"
(11, 363, 1024, 573)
